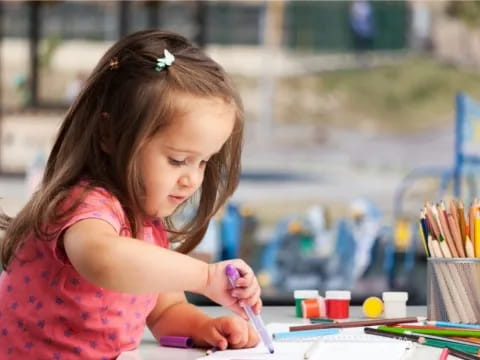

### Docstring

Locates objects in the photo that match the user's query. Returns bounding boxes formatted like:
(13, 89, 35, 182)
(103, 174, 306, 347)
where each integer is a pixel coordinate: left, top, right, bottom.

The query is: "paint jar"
(325, 290, 351, 319)
(382, 291, 408, 318)
(362, 296, 384, 318)
(294, 290, 319, 318)
(301, 296, 326, 318)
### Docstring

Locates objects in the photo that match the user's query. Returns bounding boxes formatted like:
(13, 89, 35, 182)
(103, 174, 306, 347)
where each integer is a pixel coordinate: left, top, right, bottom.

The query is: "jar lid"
(382, 291, 408, 301)
(325, 290, 351, 300)
(294, 290, 319, 298)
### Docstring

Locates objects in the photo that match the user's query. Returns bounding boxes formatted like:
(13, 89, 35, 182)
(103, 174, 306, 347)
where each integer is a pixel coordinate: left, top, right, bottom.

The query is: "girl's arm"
(63, 218, 261, 319)
(63, 218, 208, 294)
(146, 292, 211, 341)
(146, 292, 259, 350)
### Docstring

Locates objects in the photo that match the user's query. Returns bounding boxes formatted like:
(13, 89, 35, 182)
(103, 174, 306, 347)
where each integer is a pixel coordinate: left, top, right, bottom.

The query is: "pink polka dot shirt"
(0, 184, 169, 359)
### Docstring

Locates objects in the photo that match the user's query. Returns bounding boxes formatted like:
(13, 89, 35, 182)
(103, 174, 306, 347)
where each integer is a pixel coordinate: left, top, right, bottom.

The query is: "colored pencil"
(426, 202, 442, 240)
(419, 212, 430, 256)
(309, 318, 336, 324)
(458, 200, 467, 244)
(429, 237, 463, 322)
(378, 325, 480, 338)
(289, 316, 425, 332)
(407, 331, 480, 348)
(422, 338, 480, 355)
(448, 347, 480, 360)
(364, 327, 422, 342)
(304, 337, 323, 359)
(205, 347, 219, 356)
(449, 211, 466, 257)
(438, 202, 459, 257)
(365, 327, 480, 356)
(439, 348, 449, 360)
(466, 236, 476, 258)
(470, 201, 476, 251)
(475, 208, 480, 257)
(426, 321, 480, 330)
(273, 328, 339, 340)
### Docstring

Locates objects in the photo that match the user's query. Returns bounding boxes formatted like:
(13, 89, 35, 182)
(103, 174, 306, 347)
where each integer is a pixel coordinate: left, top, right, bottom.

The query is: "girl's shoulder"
(60, 180, 128, 233)
(68, 180, 121, 206)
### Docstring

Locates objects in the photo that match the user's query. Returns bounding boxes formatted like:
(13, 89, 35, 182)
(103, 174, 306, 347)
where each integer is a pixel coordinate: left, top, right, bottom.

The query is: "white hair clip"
(155, 49, 175, 72)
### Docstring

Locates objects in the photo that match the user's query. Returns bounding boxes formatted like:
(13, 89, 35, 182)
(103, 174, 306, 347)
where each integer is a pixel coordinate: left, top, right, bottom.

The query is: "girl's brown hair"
(0, 29, 243, 269)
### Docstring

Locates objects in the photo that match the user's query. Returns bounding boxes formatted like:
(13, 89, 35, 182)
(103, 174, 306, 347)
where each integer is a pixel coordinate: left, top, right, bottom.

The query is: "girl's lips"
(168, 195, 186, 203)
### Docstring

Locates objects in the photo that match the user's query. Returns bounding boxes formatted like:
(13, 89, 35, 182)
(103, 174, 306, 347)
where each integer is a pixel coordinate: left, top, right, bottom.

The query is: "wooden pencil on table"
(289, 316, 426, 332)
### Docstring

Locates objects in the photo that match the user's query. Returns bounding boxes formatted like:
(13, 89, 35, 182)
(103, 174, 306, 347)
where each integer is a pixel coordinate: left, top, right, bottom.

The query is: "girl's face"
(138, 95, 236, 218)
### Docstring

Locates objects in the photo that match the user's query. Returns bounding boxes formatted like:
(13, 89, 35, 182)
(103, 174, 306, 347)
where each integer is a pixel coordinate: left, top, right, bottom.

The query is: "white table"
(118, 306, 448, 360)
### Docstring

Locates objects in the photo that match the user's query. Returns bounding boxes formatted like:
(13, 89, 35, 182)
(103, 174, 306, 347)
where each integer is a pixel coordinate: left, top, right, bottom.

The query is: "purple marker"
(225, 264, 275, 354)
(159, 336, 194, 348)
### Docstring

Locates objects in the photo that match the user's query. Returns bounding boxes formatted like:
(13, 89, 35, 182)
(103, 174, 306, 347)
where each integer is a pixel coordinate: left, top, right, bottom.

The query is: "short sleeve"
(48, 184, 127, 263)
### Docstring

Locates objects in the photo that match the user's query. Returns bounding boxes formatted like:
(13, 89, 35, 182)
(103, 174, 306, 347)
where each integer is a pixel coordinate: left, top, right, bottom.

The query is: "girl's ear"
(99, 112, 112, 154)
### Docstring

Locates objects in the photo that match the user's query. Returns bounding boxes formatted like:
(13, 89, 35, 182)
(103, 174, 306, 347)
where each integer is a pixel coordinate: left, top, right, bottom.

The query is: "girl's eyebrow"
(165, 145, 200, 155)
(166, 145, 220, 159)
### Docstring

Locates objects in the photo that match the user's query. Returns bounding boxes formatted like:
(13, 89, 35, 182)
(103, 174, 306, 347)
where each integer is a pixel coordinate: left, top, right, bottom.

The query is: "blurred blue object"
(395, 92, 480, 216)
(454, 92, 480, 197)
(259, 216, 327, 291)
(327, 198, 382, 290)
(220, 203, 242, 260)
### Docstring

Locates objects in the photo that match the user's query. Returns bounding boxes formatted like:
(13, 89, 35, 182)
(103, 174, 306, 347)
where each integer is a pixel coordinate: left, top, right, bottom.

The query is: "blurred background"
(2, 0, 480, 306)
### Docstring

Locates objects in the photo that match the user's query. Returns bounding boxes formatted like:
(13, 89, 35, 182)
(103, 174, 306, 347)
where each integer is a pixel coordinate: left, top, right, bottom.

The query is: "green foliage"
(275, 57, 480, 133)
(446, 0, 480, 28)
(40, 34, 62, 69)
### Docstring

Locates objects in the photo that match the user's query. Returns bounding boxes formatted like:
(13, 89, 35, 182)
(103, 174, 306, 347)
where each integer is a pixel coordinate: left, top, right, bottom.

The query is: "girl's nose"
(179, 169, 203, 189)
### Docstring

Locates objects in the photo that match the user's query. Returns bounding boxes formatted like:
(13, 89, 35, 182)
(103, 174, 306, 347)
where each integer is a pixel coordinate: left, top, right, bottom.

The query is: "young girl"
(0, 30, 261, 359)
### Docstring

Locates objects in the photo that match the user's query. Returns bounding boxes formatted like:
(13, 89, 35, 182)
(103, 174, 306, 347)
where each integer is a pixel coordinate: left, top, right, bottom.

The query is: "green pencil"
(423, 338, 480, 355)
(378, 326, 480, 338)
(310, 318, 336, 324)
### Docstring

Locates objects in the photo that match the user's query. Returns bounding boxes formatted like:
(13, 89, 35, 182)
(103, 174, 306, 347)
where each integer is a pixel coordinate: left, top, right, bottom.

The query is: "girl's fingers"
(224, 319, 249, 349)
(246, 323, 260, 347)
(252, 296, 263, 314)
(198, 322, 228, 350)
(231, 284, 258, 301)
(231, 260, 254, 284)
(235, 277, 251, 288)
(241, 287, 262, 309)
(228, 302, 249, 320)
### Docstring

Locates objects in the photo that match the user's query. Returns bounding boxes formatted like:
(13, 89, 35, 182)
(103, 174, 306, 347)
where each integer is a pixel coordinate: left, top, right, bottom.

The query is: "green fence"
(285, 0, 408, 52)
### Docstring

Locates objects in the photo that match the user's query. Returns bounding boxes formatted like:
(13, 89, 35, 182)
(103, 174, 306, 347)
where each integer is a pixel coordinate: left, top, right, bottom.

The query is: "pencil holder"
(427, 258, 480, 324)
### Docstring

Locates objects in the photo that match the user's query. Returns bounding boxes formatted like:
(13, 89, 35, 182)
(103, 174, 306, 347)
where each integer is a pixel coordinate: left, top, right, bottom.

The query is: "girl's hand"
(202, 259, 262, 319)
(193, 316, 260, 350)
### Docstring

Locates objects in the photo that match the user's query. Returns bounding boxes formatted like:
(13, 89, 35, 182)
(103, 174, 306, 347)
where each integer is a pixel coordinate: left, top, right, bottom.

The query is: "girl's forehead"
(154, 95, 236, 154)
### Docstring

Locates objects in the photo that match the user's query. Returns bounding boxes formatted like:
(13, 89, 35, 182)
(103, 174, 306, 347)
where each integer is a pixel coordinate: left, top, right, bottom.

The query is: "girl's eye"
(168, 158, 186, 166)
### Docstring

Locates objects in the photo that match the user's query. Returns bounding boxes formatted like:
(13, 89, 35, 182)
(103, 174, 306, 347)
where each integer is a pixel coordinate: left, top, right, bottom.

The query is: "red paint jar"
(325, 290, 351, 319)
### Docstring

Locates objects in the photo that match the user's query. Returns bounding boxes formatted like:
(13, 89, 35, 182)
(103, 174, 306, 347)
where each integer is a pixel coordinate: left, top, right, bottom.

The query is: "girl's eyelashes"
(168, 157, 187, 166)
(167, 157, 210, 167)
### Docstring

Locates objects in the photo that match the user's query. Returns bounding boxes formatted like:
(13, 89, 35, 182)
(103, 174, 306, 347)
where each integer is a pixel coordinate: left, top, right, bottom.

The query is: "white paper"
(196, 323, 415, 360)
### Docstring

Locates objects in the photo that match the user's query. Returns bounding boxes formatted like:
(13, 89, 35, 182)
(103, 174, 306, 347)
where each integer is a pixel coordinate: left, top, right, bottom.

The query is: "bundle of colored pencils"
(367, 322, 480, 360)
(419, 200, 476, 258)
(419, 200, 480, 324)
